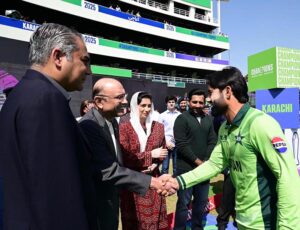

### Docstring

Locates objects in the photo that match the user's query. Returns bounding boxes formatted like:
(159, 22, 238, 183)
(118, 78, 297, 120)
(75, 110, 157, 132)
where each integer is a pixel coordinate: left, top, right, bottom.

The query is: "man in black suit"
(79, 78, 164, 230)
(0, 23, 95, 230)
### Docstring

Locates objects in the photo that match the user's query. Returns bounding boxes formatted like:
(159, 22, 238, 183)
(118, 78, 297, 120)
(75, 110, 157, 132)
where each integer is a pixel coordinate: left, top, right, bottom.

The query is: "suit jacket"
(0, 69, 96, 230)
(79, 108, 151, 230)
(79, 108, 151, 195)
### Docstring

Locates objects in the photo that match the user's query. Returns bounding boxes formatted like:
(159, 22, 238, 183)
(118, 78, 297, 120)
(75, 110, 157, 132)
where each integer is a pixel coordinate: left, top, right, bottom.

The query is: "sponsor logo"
(272, 137, 287, 153)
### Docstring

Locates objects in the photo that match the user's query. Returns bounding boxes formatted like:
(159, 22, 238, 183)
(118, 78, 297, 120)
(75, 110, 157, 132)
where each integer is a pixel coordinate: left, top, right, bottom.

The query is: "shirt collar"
(44, 74, 71, 101)
(226, 103, 250, 129)
(167, 109, 179, 114)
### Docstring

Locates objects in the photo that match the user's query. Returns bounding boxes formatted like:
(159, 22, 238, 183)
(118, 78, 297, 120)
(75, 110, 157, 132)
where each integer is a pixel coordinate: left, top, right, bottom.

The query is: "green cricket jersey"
(177, 103, 300, 230)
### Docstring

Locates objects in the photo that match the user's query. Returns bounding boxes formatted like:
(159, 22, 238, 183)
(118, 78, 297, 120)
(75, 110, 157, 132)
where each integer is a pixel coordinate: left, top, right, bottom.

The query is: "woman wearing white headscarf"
(119, 91, 169, 230)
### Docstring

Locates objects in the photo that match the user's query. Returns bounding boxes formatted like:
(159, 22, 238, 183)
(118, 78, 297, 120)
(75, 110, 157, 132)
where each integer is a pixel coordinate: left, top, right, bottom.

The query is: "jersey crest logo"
(235, 131, 244, 145)
(272, 137, 287, 153)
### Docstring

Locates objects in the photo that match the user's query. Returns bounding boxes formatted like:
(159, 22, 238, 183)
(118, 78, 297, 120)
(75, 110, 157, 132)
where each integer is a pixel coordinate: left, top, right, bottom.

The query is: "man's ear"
(94, 97, 103, 109)
(225, 86, 232, 100)
(52, 48, 64, 68)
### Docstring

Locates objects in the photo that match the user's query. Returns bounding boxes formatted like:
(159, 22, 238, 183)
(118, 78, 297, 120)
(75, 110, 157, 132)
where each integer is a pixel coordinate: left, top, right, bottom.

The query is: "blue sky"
(219, 0, 300, 75)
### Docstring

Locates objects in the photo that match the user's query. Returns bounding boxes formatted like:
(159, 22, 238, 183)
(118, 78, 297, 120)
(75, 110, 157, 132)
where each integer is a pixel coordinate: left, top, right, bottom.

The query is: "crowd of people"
(0, 22, 300, 230)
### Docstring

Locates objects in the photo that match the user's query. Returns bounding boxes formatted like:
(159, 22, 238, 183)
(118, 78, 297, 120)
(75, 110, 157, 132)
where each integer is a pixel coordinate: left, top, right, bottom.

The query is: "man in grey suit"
(79, 78, 163, 230)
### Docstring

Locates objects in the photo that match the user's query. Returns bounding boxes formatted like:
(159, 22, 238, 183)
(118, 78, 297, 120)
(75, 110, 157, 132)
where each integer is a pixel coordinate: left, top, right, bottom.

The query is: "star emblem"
(235, 131, 244, 145)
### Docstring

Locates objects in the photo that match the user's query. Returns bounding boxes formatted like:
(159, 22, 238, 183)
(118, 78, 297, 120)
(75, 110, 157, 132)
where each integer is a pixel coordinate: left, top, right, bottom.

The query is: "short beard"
(211, 103, 227, 117)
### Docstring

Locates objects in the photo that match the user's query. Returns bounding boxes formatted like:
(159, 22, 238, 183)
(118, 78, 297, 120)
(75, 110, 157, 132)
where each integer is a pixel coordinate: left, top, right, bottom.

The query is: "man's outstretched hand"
(149, 174, 179, 196)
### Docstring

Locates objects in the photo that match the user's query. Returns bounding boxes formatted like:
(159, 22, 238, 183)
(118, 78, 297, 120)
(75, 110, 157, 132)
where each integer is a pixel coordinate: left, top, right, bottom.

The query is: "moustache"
(116, 103, 128, 113)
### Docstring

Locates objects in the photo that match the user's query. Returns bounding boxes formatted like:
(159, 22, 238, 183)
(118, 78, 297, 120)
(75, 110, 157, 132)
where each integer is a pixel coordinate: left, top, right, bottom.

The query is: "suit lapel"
(92, 109, 119, 161)
(112, 119, 123, 165)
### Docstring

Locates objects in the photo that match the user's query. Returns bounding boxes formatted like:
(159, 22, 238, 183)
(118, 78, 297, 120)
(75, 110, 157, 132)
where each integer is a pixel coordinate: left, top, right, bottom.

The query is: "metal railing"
(148, 0, 168, 11)
(125, 0, 218, 24)
(133, 72, 206, 84)
(194, 12, 206, 21)
(173, 7, 189, 17)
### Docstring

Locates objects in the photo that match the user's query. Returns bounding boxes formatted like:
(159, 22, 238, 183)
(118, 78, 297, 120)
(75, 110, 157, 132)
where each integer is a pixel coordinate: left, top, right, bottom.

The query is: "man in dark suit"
(0, 23, 95, 230)
(79, 78, 164, 230)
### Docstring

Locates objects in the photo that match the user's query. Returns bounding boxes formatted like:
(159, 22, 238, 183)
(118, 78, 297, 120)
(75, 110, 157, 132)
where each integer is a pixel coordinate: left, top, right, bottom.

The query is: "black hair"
(207, 66, 249, 103)
(137, 91, 152, 105)
(165, 95, 177, 104)
(188, 89, 206, 101)
(177, 97, 187, 104)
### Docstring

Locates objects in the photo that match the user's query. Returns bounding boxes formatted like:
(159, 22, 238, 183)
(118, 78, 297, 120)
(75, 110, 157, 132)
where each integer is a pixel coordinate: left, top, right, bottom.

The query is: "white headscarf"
(130, 92, 155, 152)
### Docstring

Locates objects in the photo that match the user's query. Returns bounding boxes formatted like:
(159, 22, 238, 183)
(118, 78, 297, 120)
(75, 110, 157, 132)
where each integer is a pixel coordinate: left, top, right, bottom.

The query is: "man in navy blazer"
(0, 23, 96, 230)
(79, 78, 164, 230)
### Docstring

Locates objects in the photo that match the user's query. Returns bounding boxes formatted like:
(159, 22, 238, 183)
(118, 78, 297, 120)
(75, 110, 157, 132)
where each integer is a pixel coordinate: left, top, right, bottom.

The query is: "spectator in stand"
(159, 95, 181, 176)
(5, 9, 22, 19)
(116, 5, 121, 11)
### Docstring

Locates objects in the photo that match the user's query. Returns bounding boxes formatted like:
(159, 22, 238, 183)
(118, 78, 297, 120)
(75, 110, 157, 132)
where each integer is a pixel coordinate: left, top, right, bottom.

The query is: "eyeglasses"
(96, 93, 128, 101)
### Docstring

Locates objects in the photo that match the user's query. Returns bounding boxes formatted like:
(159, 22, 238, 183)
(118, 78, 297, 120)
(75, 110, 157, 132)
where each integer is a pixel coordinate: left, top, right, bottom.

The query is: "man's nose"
(122, 97, 128, 104)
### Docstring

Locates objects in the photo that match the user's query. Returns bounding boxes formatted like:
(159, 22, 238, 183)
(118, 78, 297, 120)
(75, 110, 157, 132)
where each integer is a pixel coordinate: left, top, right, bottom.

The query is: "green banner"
(176, 27, 228, 43)
(99, 38, 164, 56)
(277, 47, 300, 88)
(62, 0, 81, 6)
(182, 0, 211, 9)
(91, 65, 132, 78)
(248, 47, 300, 91)
(248, 47, 277, 91)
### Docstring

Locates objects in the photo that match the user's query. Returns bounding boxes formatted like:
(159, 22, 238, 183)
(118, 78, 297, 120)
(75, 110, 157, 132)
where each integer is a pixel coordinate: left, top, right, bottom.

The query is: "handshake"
(150, 174, 179, 196)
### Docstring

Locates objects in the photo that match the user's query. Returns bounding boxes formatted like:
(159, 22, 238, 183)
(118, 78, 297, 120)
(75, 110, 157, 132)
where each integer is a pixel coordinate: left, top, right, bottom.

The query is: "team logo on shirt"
(235, 131, 244, 145)
(272, 137, 287, 153)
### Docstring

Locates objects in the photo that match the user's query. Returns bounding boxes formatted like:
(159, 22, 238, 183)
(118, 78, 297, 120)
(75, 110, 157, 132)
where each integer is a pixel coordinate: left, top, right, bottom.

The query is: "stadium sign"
(256, 88, 299, 129)
(248, 47, 300, 91)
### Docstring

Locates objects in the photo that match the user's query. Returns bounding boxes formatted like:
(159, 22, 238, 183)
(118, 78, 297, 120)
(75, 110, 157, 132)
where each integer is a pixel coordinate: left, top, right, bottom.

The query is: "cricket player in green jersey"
(160, 67, 300, 230)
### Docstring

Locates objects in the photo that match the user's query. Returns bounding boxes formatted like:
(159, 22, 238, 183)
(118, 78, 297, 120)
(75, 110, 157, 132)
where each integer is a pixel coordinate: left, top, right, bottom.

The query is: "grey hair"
(29, 23, 83, 66)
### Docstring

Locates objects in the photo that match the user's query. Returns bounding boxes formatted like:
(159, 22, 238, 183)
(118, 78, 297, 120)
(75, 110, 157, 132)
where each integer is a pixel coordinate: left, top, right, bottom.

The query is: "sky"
(218, 0, 300, 75)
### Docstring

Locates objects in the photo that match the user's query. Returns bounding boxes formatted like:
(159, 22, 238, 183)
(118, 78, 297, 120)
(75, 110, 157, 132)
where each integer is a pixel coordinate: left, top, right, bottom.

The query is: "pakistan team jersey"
(177, 103, 300, 230)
